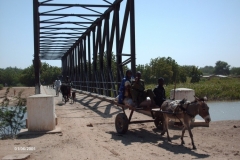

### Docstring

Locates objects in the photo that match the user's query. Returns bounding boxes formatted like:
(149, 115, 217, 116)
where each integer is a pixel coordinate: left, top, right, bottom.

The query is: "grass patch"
(145, 77, 240, 101)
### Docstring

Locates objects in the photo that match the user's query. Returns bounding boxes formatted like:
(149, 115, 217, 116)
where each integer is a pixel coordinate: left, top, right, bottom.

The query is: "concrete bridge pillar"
(27, 94, 55, 131)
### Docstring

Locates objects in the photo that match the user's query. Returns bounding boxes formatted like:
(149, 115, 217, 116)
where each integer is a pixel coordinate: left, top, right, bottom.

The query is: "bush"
(0, 84, 3, 90)
(146, 77, 240, 101)
(0, 88, 26, 139)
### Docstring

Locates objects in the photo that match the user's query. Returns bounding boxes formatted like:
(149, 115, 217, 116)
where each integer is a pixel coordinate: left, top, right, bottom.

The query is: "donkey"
(161, 96, 211, 149)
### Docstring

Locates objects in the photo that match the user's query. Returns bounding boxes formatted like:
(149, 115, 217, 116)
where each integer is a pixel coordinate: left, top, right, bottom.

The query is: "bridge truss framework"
(33, 0, 136, 96)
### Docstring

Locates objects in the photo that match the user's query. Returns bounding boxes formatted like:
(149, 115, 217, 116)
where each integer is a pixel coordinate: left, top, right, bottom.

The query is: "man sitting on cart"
(118, 70, 135, 108)
(131, 71, 157, 108)
(153, 77, 166, 107)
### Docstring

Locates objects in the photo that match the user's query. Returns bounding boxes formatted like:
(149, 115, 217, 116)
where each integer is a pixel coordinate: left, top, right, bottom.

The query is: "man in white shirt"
(55, 77, 61, 96)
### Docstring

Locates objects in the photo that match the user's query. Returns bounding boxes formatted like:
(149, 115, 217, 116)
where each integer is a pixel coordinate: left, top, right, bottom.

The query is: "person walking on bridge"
(55, 77, 61, 96)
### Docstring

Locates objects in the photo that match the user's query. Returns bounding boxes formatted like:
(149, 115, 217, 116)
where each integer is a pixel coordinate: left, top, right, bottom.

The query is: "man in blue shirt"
(118, 70, 135, 108)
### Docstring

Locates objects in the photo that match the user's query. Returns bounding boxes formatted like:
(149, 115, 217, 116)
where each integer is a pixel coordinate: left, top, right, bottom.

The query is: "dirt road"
(0, 86, 240, 160)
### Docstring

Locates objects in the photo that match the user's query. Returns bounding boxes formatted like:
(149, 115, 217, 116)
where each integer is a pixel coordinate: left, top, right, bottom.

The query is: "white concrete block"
(170, 88, 195, 101)
(27, 94, 55, 131)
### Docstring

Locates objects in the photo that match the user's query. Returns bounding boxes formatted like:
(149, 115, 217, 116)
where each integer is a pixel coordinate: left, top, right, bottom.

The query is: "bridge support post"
(33, 0, 40, 94)
(130, 0, 136, 76)
(33, 59, 41, 94)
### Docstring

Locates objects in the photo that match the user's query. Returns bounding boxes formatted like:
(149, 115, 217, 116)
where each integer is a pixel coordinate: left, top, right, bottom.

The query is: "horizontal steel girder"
(40, 3, 110, 7)
(40, 13, 101, 17)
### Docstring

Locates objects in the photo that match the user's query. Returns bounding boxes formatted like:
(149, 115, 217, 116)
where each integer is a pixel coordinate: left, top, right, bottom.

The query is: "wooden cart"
(114, 102, 165, 134)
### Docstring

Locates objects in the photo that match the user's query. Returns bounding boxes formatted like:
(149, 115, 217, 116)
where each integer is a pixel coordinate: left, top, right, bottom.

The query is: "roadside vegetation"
(0, 62, 62, 87)
(138, 58, 240, 101)
(0, 88, 26, 139)
(146, 77, 240, 101)
(1, 56, 240, 100)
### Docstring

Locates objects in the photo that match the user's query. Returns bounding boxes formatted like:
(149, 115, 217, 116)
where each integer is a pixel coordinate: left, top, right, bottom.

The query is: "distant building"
(202, 75, 228, 79)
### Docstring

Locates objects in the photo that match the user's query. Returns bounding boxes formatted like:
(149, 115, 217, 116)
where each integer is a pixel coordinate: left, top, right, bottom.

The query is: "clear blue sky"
(0, 0, 240, 69)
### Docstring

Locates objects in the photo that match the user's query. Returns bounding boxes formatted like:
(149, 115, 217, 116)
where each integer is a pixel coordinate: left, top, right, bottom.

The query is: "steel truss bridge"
(33, 0, 136, 96)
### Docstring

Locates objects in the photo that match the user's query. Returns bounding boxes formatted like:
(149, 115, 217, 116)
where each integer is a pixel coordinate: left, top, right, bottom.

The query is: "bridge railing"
(72, 81, 121, 98)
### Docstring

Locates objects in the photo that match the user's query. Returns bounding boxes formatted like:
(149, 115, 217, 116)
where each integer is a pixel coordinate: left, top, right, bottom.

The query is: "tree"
(40, 63, 62, 85)
(0, 67, 22, 86)
(200, 66, 214, 75)
(136, 64, 153, 83)
(230, 67, 240, 76)
(136, 57, 184, 84)
(190, 66, 202, 83)
(19, 65, 35, 86)
(181, 65, 195, 77)
(214, 61, 230, 75)
(178, 66, 187, 83)
(19, 63, 62, 86)
(148, 57, 174, 84)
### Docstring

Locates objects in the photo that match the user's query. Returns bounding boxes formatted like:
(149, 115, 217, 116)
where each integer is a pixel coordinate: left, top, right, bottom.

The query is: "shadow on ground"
(74, 94, 123, 118)
(107, 128, 209, 159)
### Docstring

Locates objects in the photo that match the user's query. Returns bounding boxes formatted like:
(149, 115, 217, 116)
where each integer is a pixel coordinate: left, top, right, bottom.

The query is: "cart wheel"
(154, 113, 164, 130)
(115, 113, 129, 134)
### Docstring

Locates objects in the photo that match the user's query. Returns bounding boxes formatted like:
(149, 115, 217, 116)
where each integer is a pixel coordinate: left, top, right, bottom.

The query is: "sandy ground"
(0, 86, 240, 160)
(0, 87, 35, 106)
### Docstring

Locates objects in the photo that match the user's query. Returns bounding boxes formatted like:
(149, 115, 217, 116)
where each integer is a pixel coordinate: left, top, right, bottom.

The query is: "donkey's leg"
(164, 117, 171, 142)
(186, 123, 196, 149)
(181, 117, 188, 145)
(161, 125, 165, 135)
(181, 125, 186, 145)
(161, 115, 167, 135)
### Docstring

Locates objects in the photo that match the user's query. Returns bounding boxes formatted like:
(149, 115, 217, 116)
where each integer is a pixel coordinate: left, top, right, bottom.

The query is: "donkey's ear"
(194, 95, 199, 101)
(203, 96, 208, 101)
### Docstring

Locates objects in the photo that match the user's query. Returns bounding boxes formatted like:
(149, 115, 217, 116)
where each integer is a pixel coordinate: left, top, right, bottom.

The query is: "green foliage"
(136, 57, 190, 85)
(0, 67, 22, 86)
(146, 77, 240, 101)
(19, 65, 35, 86)
(230, 67, 240, 76)
(19, 62, 62, 86)
(1, 63, 62, 87)
(180, 65, 195, 77)
(214, 61, 230, 75)
(190, 66, 203, 83)
(178, 66, 187, 83)
(199, 63, 239, 76)
(0, 88, 27, 139)
(95, 52, 128, 80)
(0, 84, 3, 90)
(200, 66, 214, 75)
(40, 63, 62, 85)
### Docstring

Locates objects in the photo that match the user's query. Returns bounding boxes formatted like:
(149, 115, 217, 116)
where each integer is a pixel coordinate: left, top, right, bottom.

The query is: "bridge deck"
(42, 86, 208, 127)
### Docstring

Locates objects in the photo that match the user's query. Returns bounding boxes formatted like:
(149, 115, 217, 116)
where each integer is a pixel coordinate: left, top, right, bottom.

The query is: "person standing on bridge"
(55, 77, 61, 96)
